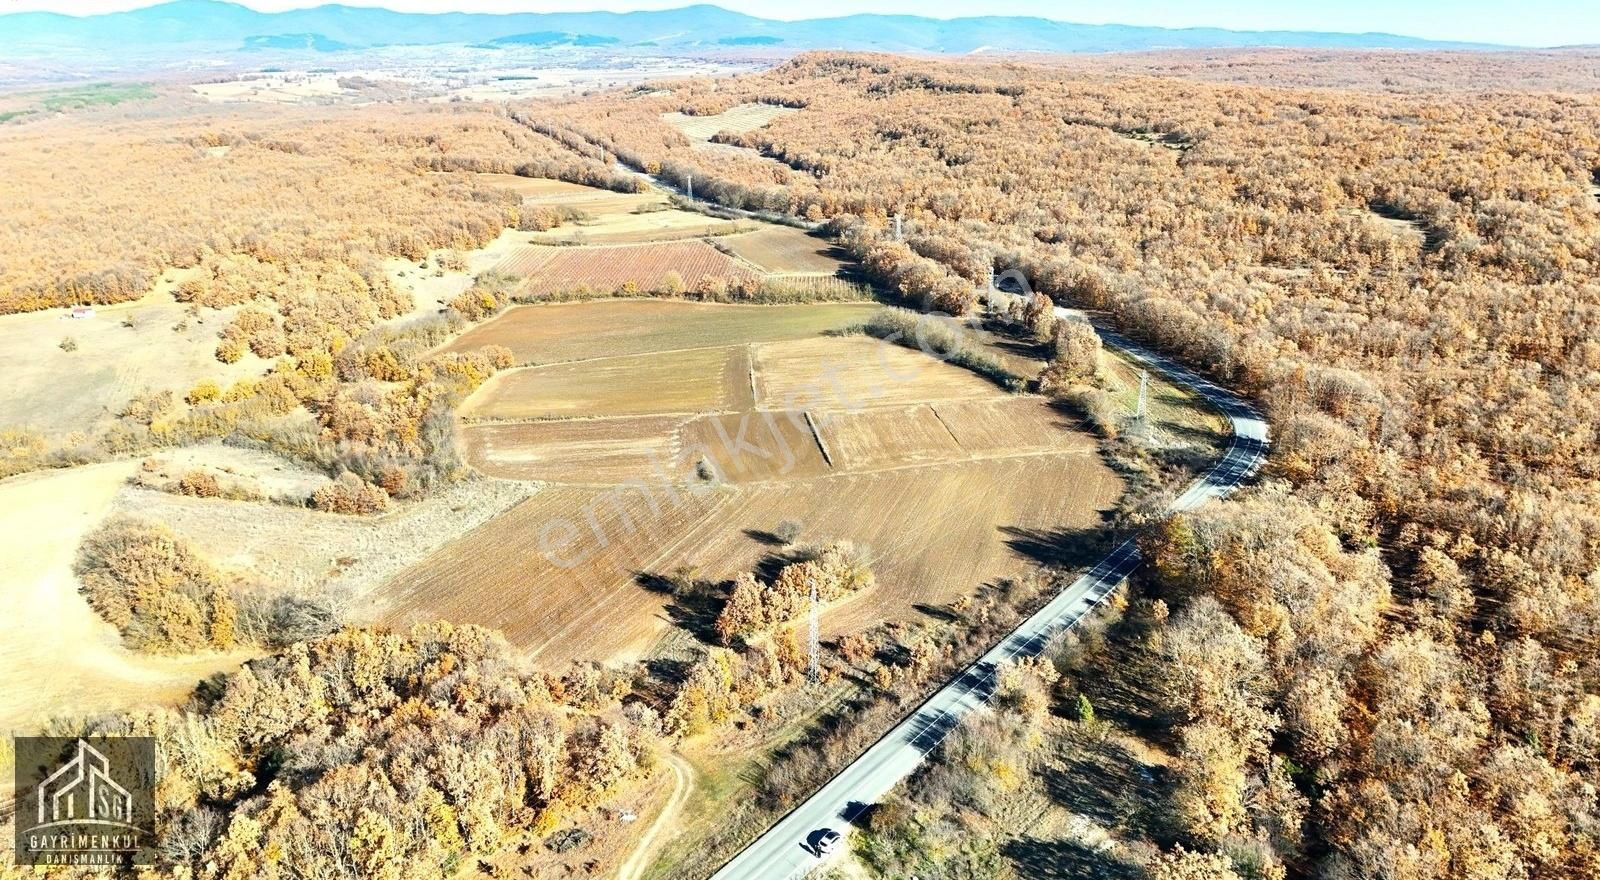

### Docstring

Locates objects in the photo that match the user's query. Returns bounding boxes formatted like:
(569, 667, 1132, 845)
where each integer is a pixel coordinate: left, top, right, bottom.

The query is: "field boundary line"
(803, 411, 835, 469)
(926, 403, 967, 452)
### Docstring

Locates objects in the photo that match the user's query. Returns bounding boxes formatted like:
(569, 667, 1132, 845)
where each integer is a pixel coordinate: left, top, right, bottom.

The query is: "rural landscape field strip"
(441, 299, 876, 364)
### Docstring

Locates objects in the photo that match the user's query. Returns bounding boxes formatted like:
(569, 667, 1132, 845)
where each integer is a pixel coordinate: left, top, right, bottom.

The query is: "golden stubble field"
(372, 300, 1126, 666)
(0, 463, 253, 735)
(0, 269, 269, 438)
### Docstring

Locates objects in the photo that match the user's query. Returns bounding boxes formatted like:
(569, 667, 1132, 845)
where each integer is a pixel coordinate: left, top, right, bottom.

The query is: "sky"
(0, 0, 1592, 48)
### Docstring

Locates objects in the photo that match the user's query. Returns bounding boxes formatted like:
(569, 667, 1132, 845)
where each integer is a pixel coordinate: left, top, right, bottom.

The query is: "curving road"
(706, 309, 1269, 880)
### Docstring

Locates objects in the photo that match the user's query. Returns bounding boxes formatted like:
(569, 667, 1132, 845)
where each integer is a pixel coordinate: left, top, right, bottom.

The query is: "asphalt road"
(707, 309, 1270, 880)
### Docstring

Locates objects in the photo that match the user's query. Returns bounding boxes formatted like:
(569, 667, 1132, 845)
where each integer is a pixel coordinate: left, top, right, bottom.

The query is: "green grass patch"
(6, 83, 157, 119)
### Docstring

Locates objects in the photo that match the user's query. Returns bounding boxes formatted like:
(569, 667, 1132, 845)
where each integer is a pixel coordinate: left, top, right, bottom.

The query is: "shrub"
(215, 338, 245, 363)
(311, 472, 390, 515)
(177, 469, 221, 498)
(74, 516, 237, 653)
(59, 336, 77, 352)
(774, 518, 804, 544)
(185, 381, 222, 405)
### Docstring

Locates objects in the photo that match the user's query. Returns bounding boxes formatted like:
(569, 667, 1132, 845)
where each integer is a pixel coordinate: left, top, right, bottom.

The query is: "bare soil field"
(517, 240, 760, 293)
(376, 448, 1120, 666)
(719, 226, 852, 275)
(681, 408, 832, 482)
(0, 270, 267, 437)
(373, 483, 734, 665)
(669, 452, 1122, 636)
(661, 103, 799, 141)
(814, 404, 964, 470)
(0, 463, 251, 734)
(441, 299, 876, 365)
(461, 347, 738, 420)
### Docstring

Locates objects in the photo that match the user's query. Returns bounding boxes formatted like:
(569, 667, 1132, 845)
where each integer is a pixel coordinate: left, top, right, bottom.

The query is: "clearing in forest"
(0, 462, 252, 734)
(661, 102, 798, 141)
(719, 226, 853, 275)
(0, 268, 268, 438)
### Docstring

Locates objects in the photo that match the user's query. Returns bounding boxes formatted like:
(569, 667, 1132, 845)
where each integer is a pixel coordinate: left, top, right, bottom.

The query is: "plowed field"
(376, 301, 1137, 667)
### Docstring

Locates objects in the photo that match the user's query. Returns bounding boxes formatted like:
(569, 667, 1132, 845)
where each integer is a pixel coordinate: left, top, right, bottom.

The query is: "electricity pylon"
(1134, 369, 1153, 440)
(807, 576, 821, 685)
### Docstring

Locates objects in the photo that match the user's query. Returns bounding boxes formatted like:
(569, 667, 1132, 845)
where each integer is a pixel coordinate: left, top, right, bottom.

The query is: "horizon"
(0, 0, 1593, 49)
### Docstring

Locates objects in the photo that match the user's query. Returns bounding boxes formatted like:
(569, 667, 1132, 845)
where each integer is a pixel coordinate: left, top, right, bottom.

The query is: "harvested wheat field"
(462, 415, 689, 484)
(377, 448, 1120, 666)
(462, 347, 741, 420)
(380, 301, 1128, 666)
(720, 226, 852, 275)
(516, 240, 759, 294)
(373, 483, 735, 664)
(530, 210, 745, 245)
(752, 336, 1004, 410)
(442, 299, 876, 364)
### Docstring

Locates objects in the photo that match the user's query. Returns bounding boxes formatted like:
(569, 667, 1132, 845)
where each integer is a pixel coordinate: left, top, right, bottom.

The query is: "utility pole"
(807, 576, 821, 686)
(1135, 369, 1152, 440)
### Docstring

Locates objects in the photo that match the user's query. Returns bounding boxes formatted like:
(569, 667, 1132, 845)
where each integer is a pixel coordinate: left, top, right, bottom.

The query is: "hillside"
(0, 0, 1505, 57)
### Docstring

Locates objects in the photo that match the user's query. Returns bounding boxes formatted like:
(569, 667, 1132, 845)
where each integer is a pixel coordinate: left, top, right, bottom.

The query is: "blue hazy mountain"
(0, 0, 1507, 55)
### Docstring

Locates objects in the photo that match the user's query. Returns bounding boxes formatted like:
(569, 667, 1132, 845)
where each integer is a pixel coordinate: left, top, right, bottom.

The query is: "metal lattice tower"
(685, 173, 693, 201)
(807, 577, 821, 685)
(1135, 369, 1154, 440)
(893, 212, 903, 241)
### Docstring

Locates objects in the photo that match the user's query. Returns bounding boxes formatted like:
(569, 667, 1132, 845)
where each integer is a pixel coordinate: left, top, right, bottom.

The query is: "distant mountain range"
(0, 0, 1508, 57)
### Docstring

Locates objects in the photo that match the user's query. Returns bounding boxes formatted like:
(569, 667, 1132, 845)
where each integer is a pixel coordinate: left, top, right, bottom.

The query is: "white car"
(814, 829, 842, 856)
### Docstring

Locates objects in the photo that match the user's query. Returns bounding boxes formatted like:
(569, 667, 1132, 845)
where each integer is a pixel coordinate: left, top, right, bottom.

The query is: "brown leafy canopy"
(74, 516, 241, 653)
(0, 104, 626, 315)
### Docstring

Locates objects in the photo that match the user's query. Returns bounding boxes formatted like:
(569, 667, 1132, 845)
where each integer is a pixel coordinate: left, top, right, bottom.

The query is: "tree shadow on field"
(1000, 837, 1144, 880)
(1000, 524, 1113, 570)
(641, 657, 695, 695)
(1044, 398, 1106, 437)
(1042, 735, 1162, 832)
(636, 570, 726, 647)
(743, 528, 786, 547)
(911, 602, 961, 623)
